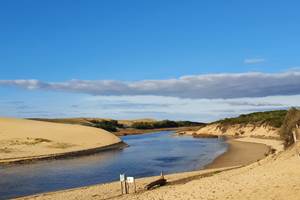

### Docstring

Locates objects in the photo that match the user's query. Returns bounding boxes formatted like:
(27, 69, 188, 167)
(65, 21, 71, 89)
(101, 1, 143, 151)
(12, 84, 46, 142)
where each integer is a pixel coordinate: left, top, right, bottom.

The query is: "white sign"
(120, 174, 125, 182)
(126, 176, 134, 183)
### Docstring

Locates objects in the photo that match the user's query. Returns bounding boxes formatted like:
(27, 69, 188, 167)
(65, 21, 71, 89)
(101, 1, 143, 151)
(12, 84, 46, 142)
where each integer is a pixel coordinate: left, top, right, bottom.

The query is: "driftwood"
(145, 178, 167, 190)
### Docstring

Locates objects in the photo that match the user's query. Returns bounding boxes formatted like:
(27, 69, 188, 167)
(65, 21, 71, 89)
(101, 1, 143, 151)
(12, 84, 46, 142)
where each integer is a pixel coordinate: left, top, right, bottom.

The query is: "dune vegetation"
(213, 110, 287, 128)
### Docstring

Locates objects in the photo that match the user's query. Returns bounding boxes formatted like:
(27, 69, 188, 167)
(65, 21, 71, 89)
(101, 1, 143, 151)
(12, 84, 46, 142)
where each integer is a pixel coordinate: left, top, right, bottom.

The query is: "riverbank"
(0, 141, 128, 165)
(16, 137, 281, 200)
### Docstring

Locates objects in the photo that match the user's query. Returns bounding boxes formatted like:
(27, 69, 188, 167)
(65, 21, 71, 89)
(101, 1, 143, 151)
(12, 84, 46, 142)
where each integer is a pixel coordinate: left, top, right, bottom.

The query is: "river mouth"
(0, 131, 227, 199)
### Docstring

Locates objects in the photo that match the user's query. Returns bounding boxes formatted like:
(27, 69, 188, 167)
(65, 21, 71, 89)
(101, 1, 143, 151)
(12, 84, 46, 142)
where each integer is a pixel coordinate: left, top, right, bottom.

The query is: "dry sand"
(235, 137, 284, 152)
(0, 118, 123, 164)
(16, 137, 296, 200)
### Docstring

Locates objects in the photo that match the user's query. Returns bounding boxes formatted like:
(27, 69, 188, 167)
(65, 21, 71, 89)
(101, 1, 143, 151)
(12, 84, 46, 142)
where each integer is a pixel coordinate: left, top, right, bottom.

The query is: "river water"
(0, 131, 227, 199)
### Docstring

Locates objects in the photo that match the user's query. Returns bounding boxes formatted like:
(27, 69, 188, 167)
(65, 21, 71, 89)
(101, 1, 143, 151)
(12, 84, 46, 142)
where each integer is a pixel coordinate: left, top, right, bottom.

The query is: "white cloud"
(1, 71, 300, 99)
(225, 101, 283, 107)
(1, 92, 299, 122)
(244, 58, 265, 64)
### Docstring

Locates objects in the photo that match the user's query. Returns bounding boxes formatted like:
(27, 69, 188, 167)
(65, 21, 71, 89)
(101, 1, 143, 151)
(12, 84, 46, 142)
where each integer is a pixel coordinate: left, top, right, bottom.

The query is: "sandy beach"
(205, 139, 268, 169)
(15, 136, 286, 200)
(0, 118, 123, 164)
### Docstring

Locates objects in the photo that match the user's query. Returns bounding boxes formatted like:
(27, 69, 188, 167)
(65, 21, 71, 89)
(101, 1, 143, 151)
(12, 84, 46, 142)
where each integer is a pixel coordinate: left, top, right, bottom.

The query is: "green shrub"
(89, 120, 123, 132)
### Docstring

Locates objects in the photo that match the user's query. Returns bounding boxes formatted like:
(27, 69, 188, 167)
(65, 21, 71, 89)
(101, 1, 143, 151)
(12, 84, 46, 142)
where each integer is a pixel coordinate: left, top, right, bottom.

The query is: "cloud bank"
(1, 72, 300, 99)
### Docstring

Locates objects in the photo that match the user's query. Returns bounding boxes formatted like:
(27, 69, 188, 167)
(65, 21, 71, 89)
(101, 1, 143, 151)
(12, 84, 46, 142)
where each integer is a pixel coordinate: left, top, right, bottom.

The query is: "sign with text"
(126, 176, 134, 183)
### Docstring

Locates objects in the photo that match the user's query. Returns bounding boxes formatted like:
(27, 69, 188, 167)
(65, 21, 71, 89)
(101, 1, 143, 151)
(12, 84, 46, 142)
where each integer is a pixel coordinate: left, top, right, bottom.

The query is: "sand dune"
(0, 118, 122, 163)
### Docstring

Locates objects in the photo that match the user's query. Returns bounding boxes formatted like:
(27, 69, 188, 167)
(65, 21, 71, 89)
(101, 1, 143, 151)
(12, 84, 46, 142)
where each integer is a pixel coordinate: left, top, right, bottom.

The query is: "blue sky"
(1, 0, 300, 121)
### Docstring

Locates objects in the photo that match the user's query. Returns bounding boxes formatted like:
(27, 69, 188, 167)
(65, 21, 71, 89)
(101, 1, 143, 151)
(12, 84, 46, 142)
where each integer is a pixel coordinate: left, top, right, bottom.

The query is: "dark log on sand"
(145, 178, 167, 190)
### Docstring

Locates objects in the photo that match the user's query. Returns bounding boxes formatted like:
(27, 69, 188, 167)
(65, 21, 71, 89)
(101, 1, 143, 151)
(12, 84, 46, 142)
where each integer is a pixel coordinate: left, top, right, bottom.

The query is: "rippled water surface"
(0, 131, 227, 199)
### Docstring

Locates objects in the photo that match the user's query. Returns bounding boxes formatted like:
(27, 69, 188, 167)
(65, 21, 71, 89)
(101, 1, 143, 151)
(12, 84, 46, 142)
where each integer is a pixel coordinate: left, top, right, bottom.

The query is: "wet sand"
(205, 139, 270, 169)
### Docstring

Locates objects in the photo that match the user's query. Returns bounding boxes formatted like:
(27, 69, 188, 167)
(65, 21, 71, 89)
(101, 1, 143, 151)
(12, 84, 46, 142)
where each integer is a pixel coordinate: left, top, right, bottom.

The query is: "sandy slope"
(187, 123, 280, 138)
(0, 118, 122, 163)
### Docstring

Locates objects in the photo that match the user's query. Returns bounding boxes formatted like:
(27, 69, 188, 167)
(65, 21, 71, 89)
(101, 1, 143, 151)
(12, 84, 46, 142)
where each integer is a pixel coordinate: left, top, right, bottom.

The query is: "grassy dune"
(213, 110, 287, 128)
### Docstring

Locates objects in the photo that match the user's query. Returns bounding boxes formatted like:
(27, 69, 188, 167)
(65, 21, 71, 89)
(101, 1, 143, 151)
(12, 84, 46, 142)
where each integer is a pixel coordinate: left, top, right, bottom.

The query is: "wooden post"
(293, 131, 297, 143)
(127, 180, 130, 194)
(120, 181, 123, 195)
(160, 171, 164, 179)
(124, 178, 128, 194)
(134, 179, 136, 193)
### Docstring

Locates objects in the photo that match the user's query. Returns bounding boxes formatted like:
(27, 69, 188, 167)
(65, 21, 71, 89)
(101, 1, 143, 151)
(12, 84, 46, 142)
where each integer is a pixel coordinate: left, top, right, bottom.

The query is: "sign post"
(120, 174, 126, 195)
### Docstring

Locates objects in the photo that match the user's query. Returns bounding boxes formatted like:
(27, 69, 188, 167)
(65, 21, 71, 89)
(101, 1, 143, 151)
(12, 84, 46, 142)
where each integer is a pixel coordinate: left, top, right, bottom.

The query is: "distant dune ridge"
(29, 117, 157, 127)
(0, 118, 122, 164)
